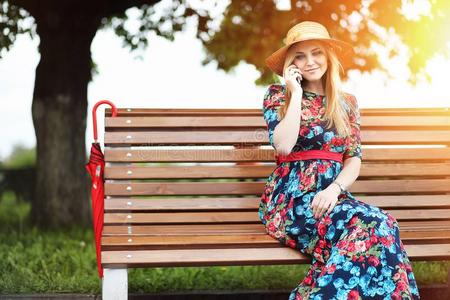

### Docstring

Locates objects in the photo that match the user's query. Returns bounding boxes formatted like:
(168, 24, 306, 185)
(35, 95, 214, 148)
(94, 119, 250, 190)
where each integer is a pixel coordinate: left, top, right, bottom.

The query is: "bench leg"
(102, 268, 128, 300)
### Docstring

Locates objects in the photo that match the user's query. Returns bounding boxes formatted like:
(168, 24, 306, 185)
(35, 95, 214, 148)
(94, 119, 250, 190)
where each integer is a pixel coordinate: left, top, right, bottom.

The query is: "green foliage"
(100, 1, 215, 55)
(2, 144, 36, 169)
(0, 145, 36, 203)
(202, 0, 450, 85)
(0, 0, 36, 58)
(0, 192, 30, 228)
(3, 0, 449, 84)
(413, 260, 450, 284)
(370, 0, 450, 81)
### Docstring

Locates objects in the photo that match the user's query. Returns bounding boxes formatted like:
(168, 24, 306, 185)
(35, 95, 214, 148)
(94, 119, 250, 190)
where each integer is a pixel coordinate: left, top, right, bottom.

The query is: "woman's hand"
(310, 184, 341, 219)
(283, 65, 303, 94)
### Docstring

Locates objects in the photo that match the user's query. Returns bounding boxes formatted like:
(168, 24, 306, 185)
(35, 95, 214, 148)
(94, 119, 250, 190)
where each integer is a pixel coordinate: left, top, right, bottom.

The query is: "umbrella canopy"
(86, 100, 117, 278)
(85, 143, 105, 278)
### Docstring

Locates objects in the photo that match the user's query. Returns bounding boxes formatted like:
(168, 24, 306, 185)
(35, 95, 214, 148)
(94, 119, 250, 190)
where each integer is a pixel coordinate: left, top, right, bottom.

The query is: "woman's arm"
(329, 94, 363, 194)
(273, 90, 302, 155)
(312, 156, 361, 218)
(328, 157, 361, 194)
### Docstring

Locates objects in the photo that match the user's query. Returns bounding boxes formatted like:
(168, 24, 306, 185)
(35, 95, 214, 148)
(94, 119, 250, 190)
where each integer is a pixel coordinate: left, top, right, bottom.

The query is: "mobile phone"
(291, 65, 302, 84)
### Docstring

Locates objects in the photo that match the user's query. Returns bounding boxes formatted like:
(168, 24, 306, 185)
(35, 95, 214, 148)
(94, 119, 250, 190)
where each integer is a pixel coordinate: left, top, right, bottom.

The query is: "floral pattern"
(259, 84, 420, 299)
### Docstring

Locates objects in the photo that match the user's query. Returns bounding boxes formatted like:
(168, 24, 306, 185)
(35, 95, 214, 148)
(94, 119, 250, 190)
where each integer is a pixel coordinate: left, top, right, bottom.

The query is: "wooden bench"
(100, 106, 450, 298)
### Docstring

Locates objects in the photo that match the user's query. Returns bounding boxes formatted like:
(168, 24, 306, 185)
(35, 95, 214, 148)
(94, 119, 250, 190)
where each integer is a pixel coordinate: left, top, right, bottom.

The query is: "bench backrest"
(101, 107, 450, 251)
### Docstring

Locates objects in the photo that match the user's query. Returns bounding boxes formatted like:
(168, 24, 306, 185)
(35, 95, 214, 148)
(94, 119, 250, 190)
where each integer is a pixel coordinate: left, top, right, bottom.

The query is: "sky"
(1, 2, 450, 160)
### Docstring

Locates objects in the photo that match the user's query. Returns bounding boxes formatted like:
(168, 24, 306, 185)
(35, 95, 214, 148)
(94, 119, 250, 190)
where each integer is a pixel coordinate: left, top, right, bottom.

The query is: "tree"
(0, 0, 214, 228)
(1, 0, 448, 228)
(201, 0, 450, 84)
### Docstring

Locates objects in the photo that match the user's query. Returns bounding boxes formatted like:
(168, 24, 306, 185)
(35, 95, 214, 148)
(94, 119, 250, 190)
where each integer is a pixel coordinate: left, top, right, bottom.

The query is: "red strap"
(276, 150, 343, 164)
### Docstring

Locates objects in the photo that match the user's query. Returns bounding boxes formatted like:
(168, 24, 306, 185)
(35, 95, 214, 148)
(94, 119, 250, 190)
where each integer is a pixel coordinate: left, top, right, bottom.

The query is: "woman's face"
(288, 41, 328, 82)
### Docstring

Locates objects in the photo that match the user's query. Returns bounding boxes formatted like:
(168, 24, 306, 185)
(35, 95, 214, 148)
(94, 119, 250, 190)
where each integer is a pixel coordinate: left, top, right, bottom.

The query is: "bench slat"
(399, 220, 450, 230)
(104, 179, 450, 196)
(103, 221, 450, 236)
(106, 107, 450, 117)
(101, 230, 450, 250)
(104, 211, 258, 224)
(101, 247, 312, 267)
(106, 116, 263, 127)
(105, 165, 274, 179)
(105, 148, 450, 162)
(103, 209, 450, 224)
(103, 224, 266, 235)
(105, 197, 260, 210)
(104, 195, 450, 211)
(105, 115, 450, 128)
(102, 234, 277, 248)
(105, 163, 450, 179)
(101, 243, 450, 267)
(104, 130, 450, 146)
(107, 108, 267, 116)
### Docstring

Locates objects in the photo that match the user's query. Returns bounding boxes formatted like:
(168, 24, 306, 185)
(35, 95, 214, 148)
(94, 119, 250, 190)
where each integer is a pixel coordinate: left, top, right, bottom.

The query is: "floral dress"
(258, 84, 420, 299)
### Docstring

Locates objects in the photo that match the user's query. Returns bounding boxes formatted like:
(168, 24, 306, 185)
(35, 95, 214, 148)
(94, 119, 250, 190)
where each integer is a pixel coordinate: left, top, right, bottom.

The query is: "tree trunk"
(31, 7, 100, 228)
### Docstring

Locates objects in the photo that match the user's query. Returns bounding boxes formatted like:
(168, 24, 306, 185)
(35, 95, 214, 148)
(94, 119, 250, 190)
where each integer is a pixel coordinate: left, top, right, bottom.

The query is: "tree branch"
(9, 0, 162, 22)
(8, 0, 38, 15)
(105, 0, 161, 17)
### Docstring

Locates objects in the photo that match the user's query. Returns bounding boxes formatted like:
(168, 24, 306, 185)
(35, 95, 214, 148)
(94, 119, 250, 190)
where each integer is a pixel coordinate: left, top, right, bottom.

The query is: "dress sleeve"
(262, 85, 285, 149)
(343, 94, 363, 161)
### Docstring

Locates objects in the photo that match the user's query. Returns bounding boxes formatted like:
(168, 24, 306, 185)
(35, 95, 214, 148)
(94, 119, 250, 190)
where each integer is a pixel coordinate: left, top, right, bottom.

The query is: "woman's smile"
(305, 67, 320, 73)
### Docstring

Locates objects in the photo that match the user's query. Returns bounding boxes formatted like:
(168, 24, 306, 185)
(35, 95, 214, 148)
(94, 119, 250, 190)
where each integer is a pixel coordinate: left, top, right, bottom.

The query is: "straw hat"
(265, 21, 354, 76)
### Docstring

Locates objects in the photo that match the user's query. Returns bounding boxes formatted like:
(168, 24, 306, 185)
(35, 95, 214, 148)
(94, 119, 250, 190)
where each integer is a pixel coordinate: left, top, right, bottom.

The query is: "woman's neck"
(302, 80, 325, 95)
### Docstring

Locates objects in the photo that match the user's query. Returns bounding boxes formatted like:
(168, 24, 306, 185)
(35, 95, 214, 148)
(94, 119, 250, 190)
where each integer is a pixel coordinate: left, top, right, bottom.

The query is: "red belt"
(275, 150, 343, 165)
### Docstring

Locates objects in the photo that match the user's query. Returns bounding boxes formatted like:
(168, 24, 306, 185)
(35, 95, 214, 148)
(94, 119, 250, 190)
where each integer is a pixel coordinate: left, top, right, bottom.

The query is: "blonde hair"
(279, 41, 357, 138)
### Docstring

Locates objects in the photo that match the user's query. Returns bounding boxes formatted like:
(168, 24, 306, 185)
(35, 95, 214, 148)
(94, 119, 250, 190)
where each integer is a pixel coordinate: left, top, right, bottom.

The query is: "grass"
(0, 193, 449, 294)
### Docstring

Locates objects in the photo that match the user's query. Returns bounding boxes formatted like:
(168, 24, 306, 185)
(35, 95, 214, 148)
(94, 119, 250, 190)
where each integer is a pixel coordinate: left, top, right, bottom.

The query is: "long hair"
(278, 41, 357, 138)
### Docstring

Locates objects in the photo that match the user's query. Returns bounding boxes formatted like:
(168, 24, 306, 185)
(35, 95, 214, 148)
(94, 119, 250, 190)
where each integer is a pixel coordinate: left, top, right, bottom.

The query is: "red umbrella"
(85, 100, 118, 278)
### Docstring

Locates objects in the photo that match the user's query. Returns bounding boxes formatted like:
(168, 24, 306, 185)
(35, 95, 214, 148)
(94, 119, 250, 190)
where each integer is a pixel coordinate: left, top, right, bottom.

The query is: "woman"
(259, 21, 420, 299)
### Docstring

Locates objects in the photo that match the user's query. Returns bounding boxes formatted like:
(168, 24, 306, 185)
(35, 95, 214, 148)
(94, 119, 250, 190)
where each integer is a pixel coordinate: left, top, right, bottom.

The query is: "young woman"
(259, 21, 420, 299)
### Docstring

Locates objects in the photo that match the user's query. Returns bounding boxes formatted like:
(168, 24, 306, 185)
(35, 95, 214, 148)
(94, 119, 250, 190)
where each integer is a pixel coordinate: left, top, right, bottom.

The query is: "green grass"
(0, 227, 99, 293)
(0, 194, 449, 294)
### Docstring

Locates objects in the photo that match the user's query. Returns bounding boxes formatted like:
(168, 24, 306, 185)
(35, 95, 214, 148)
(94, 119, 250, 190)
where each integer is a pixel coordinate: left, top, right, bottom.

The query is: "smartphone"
(291, 65, 302, 84)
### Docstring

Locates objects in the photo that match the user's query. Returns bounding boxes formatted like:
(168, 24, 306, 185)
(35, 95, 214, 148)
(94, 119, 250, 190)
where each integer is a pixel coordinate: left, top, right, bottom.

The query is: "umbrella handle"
(92, 100, 118, 142)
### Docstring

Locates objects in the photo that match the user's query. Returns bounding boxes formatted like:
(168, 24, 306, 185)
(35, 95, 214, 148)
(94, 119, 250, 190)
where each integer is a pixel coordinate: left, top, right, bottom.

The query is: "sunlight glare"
(400, 0, 431, 20)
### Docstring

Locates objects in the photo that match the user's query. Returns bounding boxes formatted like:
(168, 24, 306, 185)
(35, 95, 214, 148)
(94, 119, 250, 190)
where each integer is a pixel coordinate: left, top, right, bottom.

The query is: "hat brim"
(265, 38, 354, 76)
